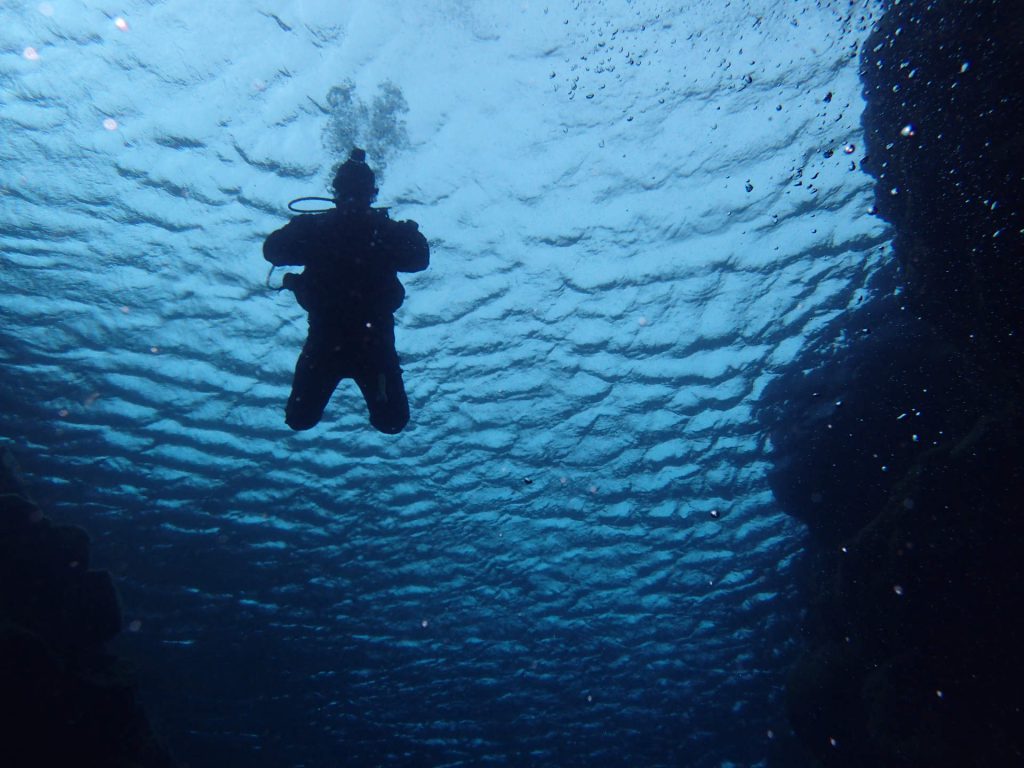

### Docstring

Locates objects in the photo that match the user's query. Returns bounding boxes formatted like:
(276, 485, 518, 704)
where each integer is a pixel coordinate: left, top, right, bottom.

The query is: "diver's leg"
(285, 336, 343, 431)
(354, 363, 409, 435)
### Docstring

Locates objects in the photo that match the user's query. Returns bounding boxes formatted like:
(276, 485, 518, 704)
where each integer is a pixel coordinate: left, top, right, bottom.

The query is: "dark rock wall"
(766, 1, 1024, 766)
(0, 445, 174, 768)
(861, 0, 1024, 371)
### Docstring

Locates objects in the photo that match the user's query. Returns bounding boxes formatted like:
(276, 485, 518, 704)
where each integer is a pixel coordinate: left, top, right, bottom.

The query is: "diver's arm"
(262, 215, 320, 267)
(386, 219, 430, 273)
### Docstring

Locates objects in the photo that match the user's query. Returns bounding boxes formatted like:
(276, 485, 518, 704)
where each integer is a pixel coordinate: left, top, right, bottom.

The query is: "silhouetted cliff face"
(0, 446, 173, 768)
(767, 1, 1024, 766)
(861, 0, 1024, 376)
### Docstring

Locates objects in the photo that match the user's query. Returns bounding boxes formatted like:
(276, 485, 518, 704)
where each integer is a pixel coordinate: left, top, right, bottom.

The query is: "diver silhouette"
(263, 148, 430, 434)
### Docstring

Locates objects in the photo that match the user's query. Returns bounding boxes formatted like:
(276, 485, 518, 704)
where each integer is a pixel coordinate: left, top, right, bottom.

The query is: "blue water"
(1, 2, 889, 766)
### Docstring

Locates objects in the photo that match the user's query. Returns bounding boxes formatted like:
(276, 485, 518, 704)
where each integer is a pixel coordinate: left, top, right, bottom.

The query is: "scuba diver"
(263, 148, 430, 434)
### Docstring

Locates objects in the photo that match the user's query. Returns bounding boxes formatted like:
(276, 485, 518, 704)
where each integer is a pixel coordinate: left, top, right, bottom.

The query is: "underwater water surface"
(1, 1, 890, 766)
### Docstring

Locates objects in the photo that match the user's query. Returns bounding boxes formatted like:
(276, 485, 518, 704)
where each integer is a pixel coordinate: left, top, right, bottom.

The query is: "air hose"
(287, 196, 336, 213)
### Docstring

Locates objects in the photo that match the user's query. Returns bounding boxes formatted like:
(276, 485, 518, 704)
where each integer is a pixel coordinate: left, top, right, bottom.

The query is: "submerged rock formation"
(765, 1, 1024, 766)
(0, 445, 173, 767)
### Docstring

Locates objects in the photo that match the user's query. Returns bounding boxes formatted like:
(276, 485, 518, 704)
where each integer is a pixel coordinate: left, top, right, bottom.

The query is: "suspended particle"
(893, 584, 904, 596)
(637, 316, 648, 326)
(103, 117, 119, 131)
(523, 477, 533, 485)
(900, 124, 915, 137)
(23, 47, 40, 61)
(149, 346, 159, 353)
(936, 689, 944, 699)
(843, 143, 855, 154)
(710, 509, 720, 519)
(114, 17, 129, 31)
(128, 619, 143, 632)
(58, 408, 69, 418)
(420, 619, 429, 628)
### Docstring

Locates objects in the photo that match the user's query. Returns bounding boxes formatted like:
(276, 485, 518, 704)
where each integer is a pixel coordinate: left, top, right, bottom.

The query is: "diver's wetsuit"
(263, 207, 429, 434)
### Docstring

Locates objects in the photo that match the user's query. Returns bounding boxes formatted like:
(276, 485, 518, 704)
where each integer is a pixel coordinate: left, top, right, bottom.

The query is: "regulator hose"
(287, 196, 336, 213)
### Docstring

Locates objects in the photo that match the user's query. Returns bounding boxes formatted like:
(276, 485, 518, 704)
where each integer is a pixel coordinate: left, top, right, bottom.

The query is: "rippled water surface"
(2, 2, 889, 766)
